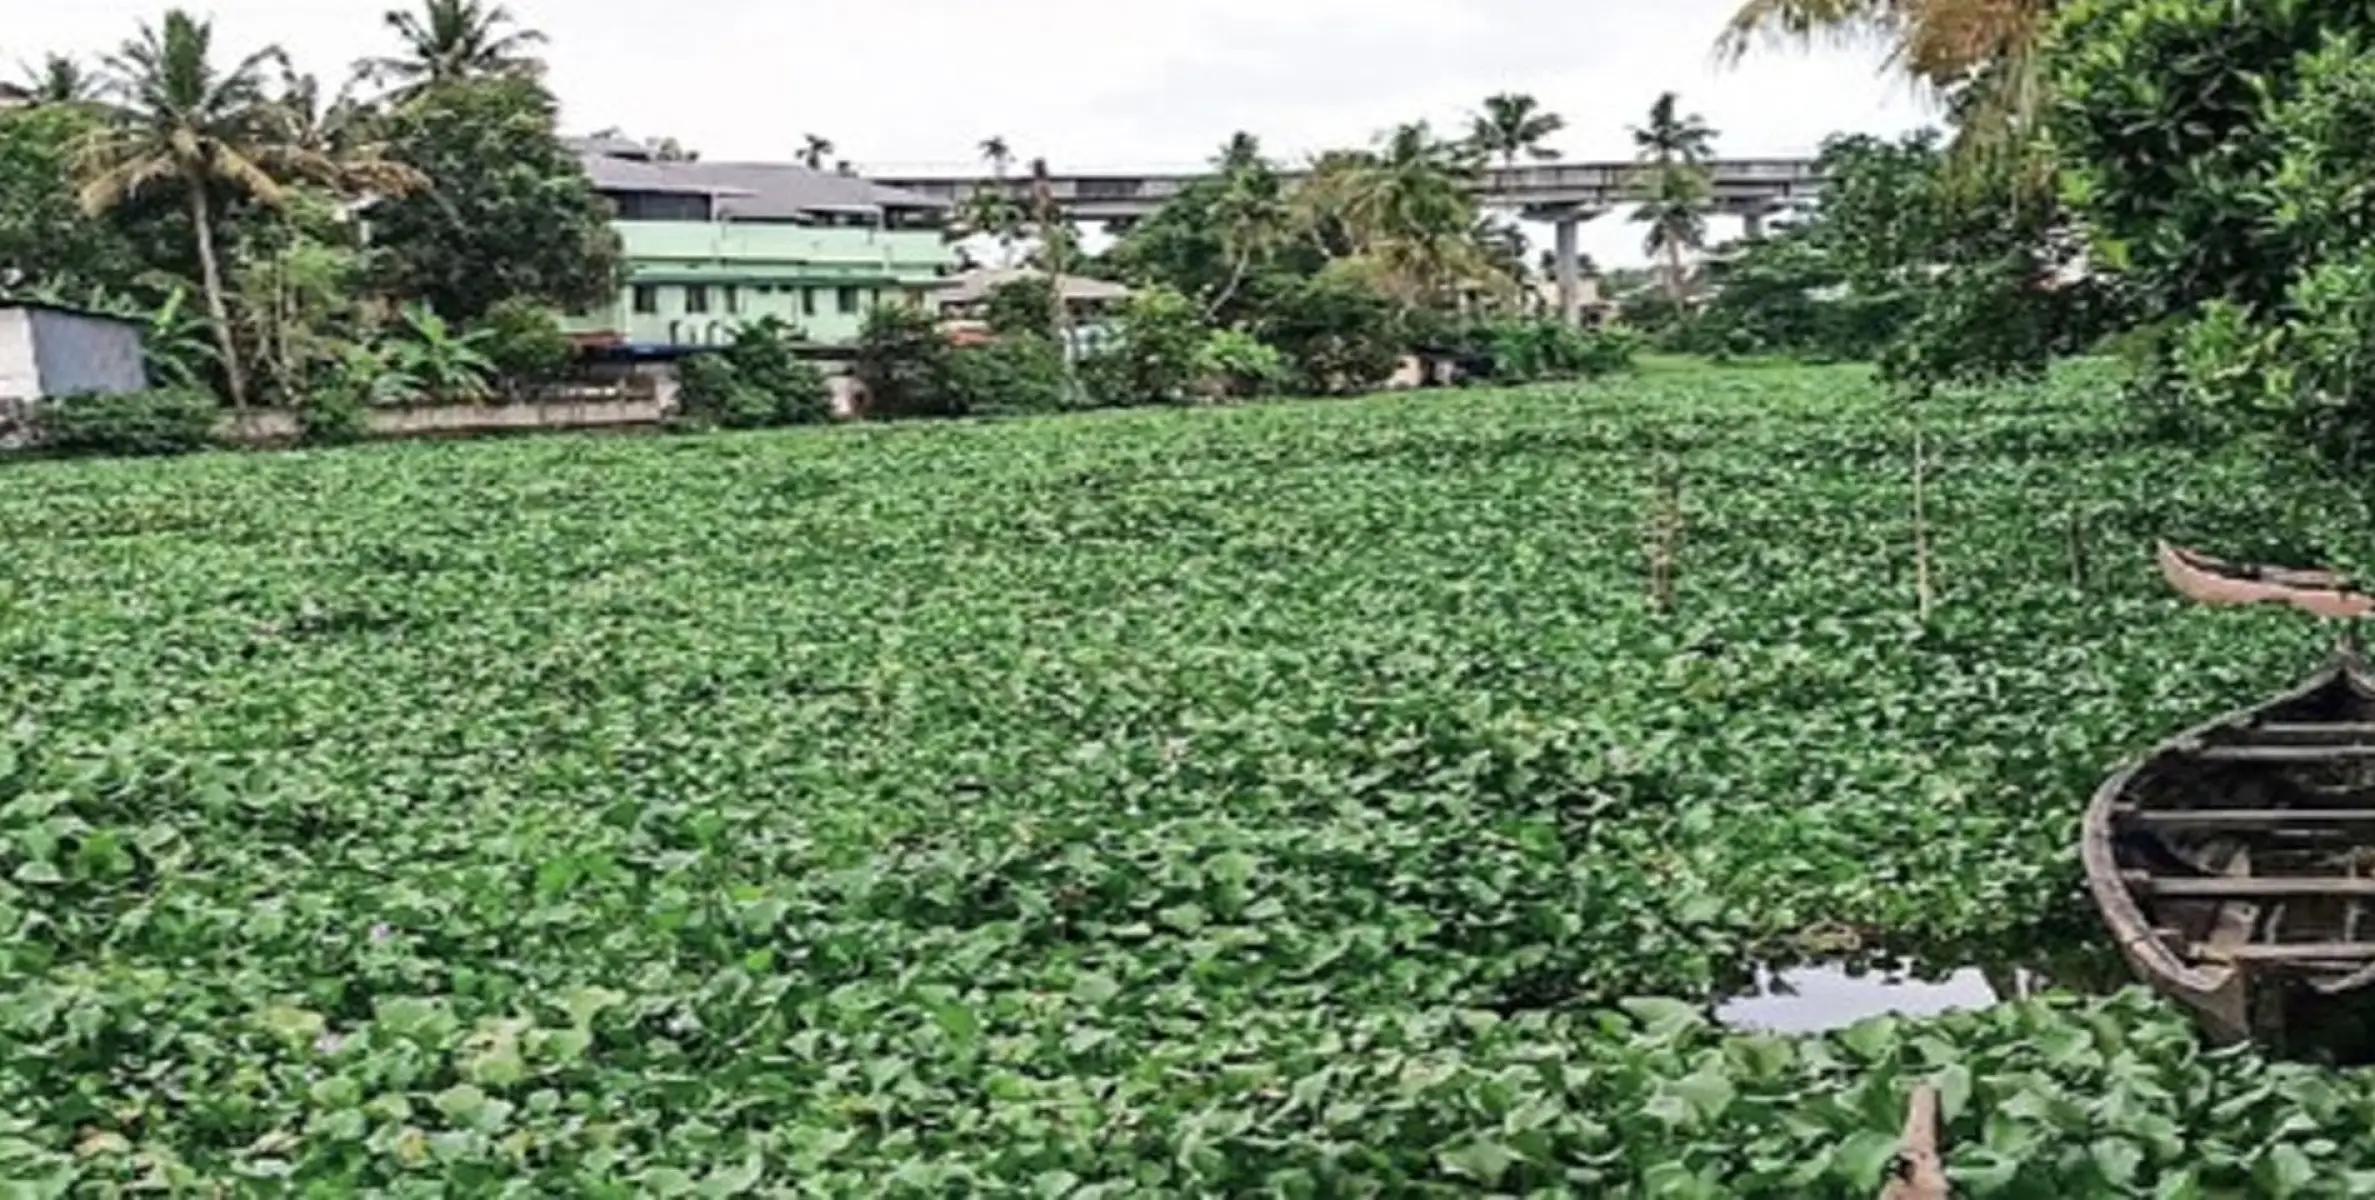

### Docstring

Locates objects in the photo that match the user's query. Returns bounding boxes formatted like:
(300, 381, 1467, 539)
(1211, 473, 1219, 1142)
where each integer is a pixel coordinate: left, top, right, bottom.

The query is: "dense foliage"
(0, 105, 141, 296)
(675, 316, 832, 430)
(853, 305, 967, 419)
(5, 363, 2372, 1190)
(26, 386, 219, 456)
(2052, 0, 2375, 462)
(949, 334, 1077, 417)
(0, 3, 613, 428)
(367, 74, 621, 324)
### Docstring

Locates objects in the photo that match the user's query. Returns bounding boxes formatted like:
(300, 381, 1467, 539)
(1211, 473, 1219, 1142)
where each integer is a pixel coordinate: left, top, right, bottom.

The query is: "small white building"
(0, 303, 149, 403)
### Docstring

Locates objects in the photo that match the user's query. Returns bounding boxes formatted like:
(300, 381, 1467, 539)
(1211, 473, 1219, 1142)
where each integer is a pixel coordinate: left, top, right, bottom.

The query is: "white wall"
(0, 309, 35, 401)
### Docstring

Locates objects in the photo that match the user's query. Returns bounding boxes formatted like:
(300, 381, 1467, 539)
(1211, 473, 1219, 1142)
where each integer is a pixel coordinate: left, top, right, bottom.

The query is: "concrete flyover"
(873, 157, 1820, 326)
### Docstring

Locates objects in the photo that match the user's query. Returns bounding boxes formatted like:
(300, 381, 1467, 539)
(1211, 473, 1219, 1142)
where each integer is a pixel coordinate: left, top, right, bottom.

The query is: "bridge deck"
(874, 157, 1820, 220)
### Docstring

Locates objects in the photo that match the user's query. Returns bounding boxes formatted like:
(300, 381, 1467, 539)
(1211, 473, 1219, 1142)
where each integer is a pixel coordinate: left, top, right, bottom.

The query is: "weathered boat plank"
(2187, 745, 2375, 763)
(2195, 942, 2375, 962)
(2124, 873, 2375, 898)
(2122, 809, 2375, 830)
(2252, 722, 2375, 741)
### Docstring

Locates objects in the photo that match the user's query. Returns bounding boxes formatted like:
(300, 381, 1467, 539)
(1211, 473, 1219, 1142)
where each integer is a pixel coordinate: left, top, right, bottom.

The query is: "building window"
(723, 286, 740, 315)
(685, 284, 710, 314)
(632, 284, 658, 314)
(800, 288, 818, 317)
(836, 286, 860, 314)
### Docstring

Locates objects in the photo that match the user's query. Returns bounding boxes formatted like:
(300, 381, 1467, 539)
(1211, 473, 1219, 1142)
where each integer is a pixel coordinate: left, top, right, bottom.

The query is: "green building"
(566, 138, 957, 349)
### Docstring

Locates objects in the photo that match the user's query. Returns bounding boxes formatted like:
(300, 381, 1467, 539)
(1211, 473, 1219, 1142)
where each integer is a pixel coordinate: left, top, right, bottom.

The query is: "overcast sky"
(16, 0, 1941, 264)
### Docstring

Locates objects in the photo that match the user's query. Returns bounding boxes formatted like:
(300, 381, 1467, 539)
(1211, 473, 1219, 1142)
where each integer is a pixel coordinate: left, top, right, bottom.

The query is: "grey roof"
(579, 151, 751, 197)
(569, 134, 654, 160)
(573, 141, 953, 217)
(934, 268, 1133, 307)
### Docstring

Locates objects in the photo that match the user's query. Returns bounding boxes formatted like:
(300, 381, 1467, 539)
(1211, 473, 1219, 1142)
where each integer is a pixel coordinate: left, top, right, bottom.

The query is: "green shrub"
(476, 298, 579, 397)
(855, 305, 966, 419)
(1082, 286, 1206, 407)
(1193, 328, 1290, 398)
(1575, 325, 1643, 376)
(1449, 319, 1641, 384)
(297, 385, 371, 446)
(33, 388, 220, 457)
(1251, 266, 1403, 395)
(981, 276, 1059, 339)
(952, 334, 1078, 416)
(676, 316, 833, 429)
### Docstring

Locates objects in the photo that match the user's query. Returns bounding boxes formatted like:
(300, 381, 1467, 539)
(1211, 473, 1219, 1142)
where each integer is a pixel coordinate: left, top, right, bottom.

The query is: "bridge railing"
(875, 158, 1822, 212)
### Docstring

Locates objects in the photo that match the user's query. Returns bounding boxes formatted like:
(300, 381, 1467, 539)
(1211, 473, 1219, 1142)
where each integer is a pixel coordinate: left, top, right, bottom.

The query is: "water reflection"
(1711, 939, 2127, 1034)
(1715, 960, 2034, 1033)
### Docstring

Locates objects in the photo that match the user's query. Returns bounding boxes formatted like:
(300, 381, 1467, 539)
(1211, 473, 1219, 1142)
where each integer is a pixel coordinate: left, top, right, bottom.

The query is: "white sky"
(13, 0, 1942, 266)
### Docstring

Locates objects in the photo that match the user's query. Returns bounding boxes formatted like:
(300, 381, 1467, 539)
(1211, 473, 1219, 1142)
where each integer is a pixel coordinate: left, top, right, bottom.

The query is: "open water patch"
(1711, 940, 2126, 1034)
(1714, 959, 2040, 1033)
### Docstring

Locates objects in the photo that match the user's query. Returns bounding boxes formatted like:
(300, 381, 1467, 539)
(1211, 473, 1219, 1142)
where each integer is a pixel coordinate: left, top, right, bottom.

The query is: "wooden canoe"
(2083, 640, 2375, 1052)
(2156, 540, 2375, 619)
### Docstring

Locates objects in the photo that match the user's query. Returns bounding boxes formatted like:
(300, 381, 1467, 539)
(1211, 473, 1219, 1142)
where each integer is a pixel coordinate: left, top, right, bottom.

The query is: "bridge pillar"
(1554, 214, 1581, 327)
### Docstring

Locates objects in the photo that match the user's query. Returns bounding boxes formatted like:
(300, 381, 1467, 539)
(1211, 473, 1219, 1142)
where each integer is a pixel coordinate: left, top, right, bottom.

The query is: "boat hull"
(2083, 640, 2375, 1058)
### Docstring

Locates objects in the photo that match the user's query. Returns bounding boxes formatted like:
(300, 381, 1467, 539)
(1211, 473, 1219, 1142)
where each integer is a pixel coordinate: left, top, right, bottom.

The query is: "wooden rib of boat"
(2084, 637, 2375, 1050)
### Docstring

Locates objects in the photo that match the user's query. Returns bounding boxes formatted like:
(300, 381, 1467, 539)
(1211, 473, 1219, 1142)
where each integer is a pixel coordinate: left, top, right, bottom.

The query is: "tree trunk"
(1204, 250, 1250, 321)
(1664, 236, 1686, 306)
(187, 177, 249, 410)
(1913, 415, 1934, 623)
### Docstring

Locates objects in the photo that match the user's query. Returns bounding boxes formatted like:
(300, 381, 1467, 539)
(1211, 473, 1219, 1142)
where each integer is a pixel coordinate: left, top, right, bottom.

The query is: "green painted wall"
(567, 220, 956, 346)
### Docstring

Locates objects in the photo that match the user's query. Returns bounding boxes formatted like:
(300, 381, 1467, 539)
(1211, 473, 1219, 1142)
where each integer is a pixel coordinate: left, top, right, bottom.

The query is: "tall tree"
(1713, 0, 2054, 154)
(0, 104, 142, 296)
(1466, 92, 1565, 173)
(799, 133, 833, 170)
(368, 74, 619, 323)
(1629, 92, 1718, 304)
(956, 185, 1027, 266)
(979, 135, 1012, 178)
(75, 10, 299, 408)
(1216, 131, 1264, 173)
(21, 55, 103, 107)
(1305, 123, 1496, 307)
(274, 66, 427, 199)
(1202, 133, 1291, 319)
(361, 0, 545, 98)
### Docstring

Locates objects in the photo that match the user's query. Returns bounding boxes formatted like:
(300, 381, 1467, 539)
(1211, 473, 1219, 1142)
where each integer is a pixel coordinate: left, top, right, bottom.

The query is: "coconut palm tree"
(1713, 0, 2053, 152)
(979, 135, 1013, 178)
(75, 9, 301, 409)
(274, 66, 428, 200)
(1629, 92, 1718, 304)
(1202, 134, 1291, 319)
(799, 134, 834, 171)
(1634, 170, 1712, 305)
(1307, 123, 1497, 307)
(1216, 131, 1264, 174)
(21, 55, 103, 106)
(957, 186, 1028, 265)
(1632, 91, 1717, 168)
(360, 0, 545, 97)
(1466, 92, 1565, 174)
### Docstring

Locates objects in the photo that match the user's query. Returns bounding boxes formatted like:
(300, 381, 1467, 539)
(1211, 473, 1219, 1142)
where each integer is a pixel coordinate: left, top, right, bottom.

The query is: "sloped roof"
(570, 138, 952, 217)
(579, 151, 750, 197)
(935, 267, 1132, 306)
